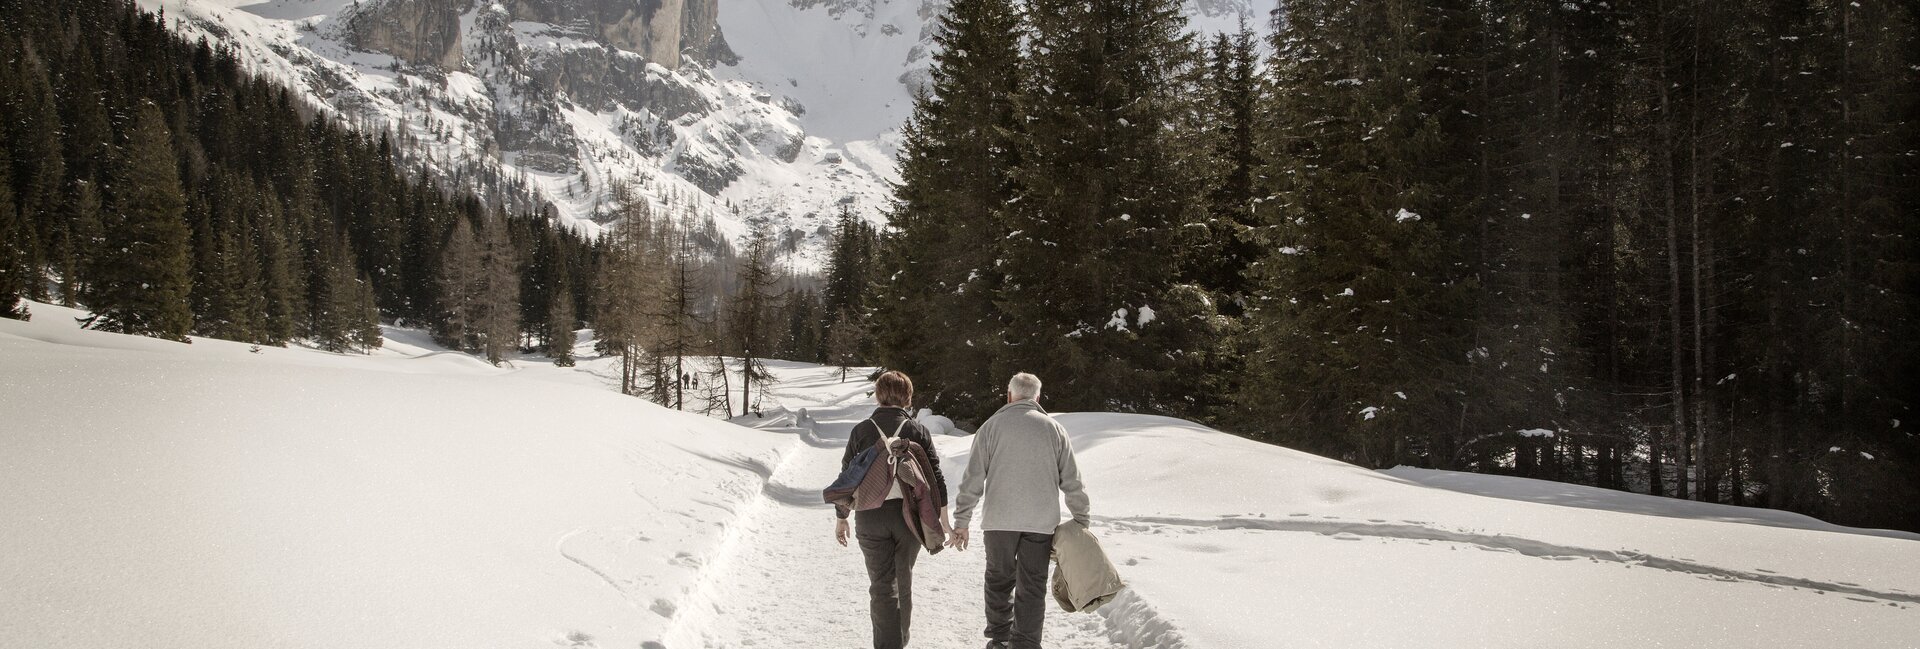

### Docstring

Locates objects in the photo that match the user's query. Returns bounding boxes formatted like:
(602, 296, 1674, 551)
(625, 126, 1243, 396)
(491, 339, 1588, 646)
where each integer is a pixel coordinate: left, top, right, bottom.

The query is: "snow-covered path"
(663, 363, 1124, 649)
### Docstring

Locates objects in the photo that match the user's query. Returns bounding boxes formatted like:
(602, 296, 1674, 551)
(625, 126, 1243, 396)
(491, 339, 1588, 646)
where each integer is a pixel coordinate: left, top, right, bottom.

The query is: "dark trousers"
(983, 530, 1054, 649)
(856, 500, 919, 649)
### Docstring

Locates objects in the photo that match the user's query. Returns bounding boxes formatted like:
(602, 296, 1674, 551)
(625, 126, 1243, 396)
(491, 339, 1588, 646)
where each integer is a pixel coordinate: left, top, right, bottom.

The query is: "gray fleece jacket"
(952, 400, 1090, 534)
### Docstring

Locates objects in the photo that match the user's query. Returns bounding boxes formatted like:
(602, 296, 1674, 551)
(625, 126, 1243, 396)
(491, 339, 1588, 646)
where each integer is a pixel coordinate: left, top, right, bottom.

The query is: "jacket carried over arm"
(837, 406, 949, 520)
(952, 399, 1090, 534)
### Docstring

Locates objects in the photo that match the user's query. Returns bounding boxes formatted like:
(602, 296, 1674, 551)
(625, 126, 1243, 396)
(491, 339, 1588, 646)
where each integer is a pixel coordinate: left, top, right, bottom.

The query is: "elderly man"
(949, 372, 1090, 649)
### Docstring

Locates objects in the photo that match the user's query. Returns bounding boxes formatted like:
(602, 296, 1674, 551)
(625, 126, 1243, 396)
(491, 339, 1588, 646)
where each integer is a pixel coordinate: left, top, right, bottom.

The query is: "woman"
(834, 370, 951, 649)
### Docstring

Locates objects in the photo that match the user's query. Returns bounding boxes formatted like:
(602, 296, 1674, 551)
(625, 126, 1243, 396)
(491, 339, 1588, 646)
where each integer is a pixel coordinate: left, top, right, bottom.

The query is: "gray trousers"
(983, 530, 1054, 649)
(856, 500, 919, 649)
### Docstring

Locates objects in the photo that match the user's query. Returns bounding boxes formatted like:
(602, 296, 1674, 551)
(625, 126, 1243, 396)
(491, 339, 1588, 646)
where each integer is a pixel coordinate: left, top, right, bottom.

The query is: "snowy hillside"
(0, 302, 796, 649)
(5, 300, 1915, 649)
(135, 0, 1262, 269)
(1054, 413, 1920, 648)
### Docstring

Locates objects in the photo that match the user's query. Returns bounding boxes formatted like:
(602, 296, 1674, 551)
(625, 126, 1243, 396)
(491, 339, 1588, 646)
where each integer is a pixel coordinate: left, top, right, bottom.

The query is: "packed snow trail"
(660, 362, 1128, 649)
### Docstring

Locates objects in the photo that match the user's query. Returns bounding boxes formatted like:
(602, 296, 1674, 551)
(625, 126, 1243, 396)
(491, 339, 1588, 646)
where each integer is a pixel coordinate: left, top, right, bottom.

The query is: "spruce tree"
(352, 270, 383, 353)
(1195, 24, 1262, 308)
(254, 195, 299, 346)
(477, 213, 520, 365)
(546, 271, 577, 367)
(995, 0, 1214, 414)
(62, 182, 104, 311)
(9, 44, 64, 301)
(0, 157, 26, 320)
(1240, 0, 1469, 466)
(85, 103, 194, 341)
(311, 230, 359, 353)
(874, 0, 1025, 420)
(782, 288, 821, 363)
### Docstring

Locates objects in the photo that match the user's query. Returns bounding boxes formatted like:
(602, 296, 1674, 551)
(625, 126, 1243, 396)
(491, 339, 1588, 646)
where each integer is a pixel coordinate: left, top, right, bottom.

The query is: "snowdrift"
(0, 303, 794, 649)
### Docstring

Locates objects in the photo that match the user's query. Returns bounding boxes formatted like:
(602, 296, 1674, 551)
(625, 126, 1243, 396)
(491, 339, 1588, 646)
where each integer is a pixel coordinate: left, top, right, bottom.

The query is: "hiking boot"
(984, 642, 1009, 649)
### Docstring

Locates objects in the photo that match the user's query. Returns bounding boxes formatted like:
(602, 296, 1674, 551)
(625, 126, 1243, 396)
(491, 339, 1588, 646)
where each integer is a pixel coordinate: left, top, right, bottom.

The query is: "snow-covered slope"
(1053, 412, 1920, 648)
(136, 0, 1262, 269)
(0, 303, 798, 649)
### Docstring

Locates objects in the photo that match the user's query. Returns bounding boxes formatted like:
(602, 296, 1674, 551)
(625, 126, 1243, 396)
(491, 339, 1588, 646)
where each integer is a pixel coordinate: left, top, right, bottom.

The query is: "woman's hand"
(835, 519, 851, 547)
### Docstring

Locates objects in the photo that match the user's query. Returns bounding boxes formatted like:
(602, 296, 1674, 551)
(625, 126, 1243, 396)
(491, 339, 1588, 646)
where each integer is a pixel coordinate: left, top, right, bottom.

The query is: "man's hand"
(947, 527, 970, 551)
(835, 519, 851, 547)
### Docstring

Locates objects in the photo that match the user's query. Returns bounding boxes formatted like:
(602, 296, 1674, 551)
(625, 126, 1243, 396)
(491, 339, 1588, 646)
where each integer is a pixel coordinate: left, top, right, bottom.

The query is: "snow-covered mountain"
(139, 0, 1262, 270)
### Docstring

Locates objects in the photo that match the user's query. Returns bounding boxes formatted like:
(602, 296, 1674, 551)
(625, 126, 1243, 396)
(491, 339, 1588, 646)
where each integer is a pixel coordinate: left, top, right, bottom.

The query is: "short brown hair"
(875, 370, 913, 407)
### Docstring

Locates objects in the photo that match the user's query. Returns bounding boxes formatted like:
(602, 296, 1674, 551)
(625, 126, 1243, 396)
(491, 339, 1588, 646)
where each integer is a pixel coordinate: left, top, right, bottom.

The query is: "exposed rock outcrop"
(342, 0, 465, 68)
(345, 0, 724, 70)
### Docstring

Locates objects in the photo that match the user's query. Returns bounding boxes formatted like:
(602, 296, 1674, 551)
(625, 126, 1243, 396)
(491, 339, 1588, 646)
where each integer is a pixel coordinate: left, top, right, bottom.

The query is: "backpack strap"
(876, 417, 911, 464)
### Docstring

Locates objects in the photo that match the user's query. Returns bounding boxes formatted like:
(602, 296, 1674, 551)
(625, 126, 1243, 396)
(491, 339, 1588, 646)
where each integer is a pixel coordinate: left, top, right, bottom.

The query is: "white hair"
(1007, 372, 1042, 401)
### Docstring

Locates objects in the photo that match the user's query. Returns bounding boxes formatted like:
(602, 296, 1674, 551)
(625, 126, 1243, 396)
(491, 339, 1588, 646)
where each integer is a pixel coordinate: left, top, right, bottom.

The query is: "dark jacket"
(838, 406, 949, 519)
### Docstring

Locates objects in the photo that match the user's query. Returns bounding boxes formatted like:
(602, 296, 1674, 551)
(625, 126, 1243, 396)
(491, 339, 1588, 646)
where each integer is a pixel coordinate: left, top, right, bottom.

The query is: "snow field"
(4, 303, 1915, 648)
(0, 302, 801, 649)
(1060, 413, 1920, 648)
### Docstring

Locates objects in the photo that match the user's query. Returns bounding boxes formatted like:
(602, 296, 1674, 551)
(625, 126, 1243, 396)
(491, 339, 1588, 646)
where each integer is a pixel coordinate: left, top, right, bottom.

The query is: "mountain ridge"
(141, 0, 1259, 269)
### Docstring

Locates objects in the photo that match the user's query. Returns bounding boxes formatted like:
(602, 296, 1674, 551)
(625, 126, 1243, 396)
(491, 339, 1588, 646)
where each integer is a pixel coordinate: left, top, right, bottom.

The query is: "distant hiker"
(833, 370, 952, 649)
(949, 372, 1091, 649)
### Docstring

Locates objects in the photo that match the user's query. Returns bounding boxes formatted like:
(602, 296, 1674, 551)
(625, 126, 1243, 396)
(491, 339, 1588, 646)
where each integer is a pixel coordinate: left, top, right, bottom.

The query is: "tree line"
(872, 0, 1919, 530)
(0, 0, 878, 421)
(0, 0, 619, 363)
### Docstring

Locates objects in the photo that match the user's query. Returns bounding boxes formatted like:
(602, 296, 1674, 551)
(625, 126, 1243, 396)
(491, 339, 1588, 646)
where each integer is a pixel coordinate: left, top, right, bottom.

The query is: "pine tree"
(994, 0, 1214, 414)
(1240, 0, 1469, 466)
(874, 0, 1025, 420)
(352, 270, 383, 353)
(55, 178, 104, 309)
(782, 288, 822, 363)
(477, 212, 520, 365)
(649, 224, 709, 409)
(826, 307, 868, 383)
(437, 214, 483, 350)
(726, 225, 782, 417)
(546, 270, 577, 367)
(85, 103, 194, 341)
(254, 194, 299, 346)
(0, 156, 26, 320)
(312, 230, 363, 353)
(1194, 24, 1263, 307)
(597, 187, 666, 395)
(9, 43, 65, 301)
(822, 205, 874, 325)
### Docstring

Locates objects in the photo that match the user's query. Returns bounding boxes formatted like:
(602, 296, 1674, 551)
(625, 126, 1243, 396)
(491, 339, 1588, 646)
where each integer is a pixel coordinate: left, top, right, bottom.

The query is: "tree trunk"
(1687, 15, 1711, 502)
(1656, 4, 1690, 499)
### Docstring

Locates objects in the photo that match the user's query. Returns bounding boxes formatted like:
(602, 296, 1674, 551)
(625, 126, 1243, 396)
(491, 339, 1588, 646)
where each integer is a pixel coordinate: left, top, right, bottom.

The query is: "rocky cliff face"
(345, 0, 728, 70)
(343, 0, 465, 68)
